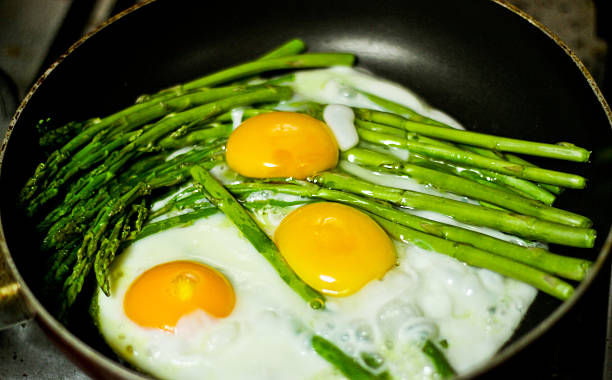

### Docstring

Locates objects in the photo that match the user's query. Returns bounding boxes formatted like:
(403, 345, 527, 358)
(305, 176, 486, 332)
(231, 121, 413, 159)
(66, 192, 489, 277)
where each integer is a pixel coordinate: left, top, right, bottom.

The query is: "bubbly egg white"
(95, 66, 538, 379)
(97, 205, 536, 379)
(96, 213, 336, 380)
(286, 66, 464, 130)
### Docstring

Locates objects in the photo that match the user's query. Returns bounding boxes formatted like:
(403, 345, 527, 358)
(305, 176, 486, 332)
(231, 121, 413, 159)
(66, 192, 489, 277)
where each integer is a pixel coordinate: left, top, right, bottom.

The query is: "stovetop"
(0, 0, 610, 379)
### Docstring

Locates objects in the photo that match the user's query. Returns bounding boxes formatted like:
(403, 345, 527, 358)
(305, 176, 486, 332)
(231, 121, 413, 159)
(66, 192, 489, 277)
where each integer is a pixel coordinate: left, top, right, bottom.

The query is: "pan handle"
(0, 243, 34, 330)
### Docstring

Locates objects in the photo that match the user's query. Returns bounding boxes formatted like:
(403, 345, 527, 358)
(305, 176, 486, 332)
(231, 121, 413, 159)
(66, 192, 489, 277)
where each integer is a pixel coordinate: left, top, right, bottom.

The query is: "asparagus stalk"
(182, 53, 354, 90)
(58, 156, 223, 310)
(27, 86, 291, 218)
(343, 148, 592, 228)
(355, 108, 591, 162)
(312, 171, 595, 249)
(40, 187, 111, 250)
(311, 335, 390, 380)
(44, 238, 80, 289)
(355, 119, 452, 147)
(356, 120, 557, 205)
(39, 120, 87, 150)
(94, 212, 129, 295)
(359, 140, 553, 205)
(503, 152, 564, 195)
(421, 340, 456, 379)
(357, 128, 586, 189)
(20, 84, 261, 207)
(130, 207, 219, 243)
(129, 196, 309, 244)
(147, 189, 208, 219)
(358, 90, 444, 126)
(61, 197, 120, 314)
(370, 213, 575, 300)
(189, 165, 325, 309)
(45, 147, 222, 298)
(42, 144, 220, 242)
(136, 39, 306, 102)
(258, 39, 306, 60)
(357, 89, 566, 194)
(157, 123, 232, 149)
(214, 108, 272, 123)
(359, 88, 576, 193)
(150, 53, 354, 100)
(227, 182, 591, 281)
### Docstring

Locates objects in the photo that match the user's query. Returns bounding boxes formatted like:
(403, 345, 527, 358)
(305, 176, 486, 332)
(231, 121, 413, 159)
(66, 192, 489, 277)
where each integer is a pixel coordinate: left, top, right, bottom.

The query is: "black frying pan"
(1, 0, 611, 379)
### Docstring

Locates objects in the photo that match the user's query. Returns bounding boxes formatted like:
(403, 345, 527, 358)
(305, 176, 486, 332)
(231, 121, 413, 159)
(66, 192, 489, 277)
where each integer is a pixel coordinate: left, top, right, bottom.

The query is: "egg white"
(95, 200, 535, 379)
(95, 213, 337, 380)
(95, 66, 538, 380)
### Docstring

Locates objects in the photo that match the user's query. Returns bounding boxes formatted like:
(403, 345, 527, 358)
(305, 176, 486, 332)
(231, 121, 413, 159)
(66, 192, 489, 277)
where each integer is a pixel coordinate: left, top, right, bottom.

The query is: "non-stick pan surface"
(1, 0, 611, 379)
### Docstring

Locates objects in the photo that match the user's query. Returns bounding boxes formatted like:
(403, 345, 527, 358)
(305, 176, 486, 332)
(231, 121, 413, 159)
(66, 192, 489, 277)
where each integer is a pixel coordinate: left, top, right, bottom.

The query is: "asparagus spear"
(26, 86, 291, 218)
(227, 182, 591, 282)
(23, 41, 329, 206)
(130, 207, 219, 243)
(358, 89, 571, 195)
(157, 123, 232, 149)
(51, 149, 224, 309)
(20, 84, 262, 207)
(39, 120, 87, 150)
(355, 109, 591, 162)
(128, 196, 309, 245)
(358, 90, 444, 126)
(357, 89, 576, 193)
(189, 165, 325, 308)
(94, 212, 129, 295)
(357, 128, 586, 189)
(343, 148, 592, 228)
(354, 95, 562, 200)
(311, 171, 595, 249)
(40, 187, 111, 250)
(258, 39, 306, 60)
(44, 238, 81, 289)
(503, 152, 564, 195)
(41, 142, 222, 246)
(150, 53, 354, 100)
(421, 340, 456, 379)
(183, 53, 354, 90)
(136, 39, 307, 102)
(370, 213, 574, 300)
(356, 120, 557, 205)
(311, 335, 390, 380)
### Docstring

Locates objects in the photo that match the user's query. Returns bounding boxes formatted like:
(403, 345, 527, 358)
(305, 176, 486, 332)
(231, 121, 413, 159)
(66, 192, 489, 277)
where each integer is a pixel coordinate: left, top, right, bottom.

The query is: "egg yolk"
(123, 261, 235, 332)
(226, 112, 339, 179)
(274, 202, 396, 297)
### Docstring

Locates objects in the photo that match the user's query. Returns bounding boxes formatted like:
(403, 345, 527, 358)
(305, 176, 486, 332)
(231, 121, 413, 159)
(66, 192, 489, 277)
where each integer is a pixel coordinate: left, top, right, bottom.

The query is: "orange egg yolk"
(274, 202, 396, 297)
(226, 112, 339, 179)
(123, 261, 235, 332)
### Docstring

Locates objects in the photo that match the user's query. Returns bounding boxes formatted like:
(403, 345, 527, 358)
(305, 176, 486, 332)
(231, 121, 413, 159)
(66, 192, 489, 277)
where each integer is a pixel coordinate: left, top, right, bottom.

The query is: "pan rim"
(0, 0, 610, 379)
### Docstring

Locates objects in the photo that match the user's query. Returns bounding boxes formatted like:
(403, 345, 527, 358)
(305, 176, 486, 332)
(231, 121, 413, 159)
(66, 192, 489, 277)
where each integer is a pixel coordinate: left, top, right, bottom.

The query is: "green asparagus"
(189, 165, 325, 309)
(355, 108, 591, 162)
(342, 147, 592, 228)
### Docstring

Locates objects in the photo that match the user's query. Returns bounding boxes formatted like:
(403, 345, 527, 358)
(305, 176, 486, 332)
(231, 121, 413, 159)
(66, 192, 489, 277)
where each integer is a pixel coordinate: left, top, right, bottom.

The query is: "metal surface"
(0, 322, 90, 380)
(0, 1, 116, 378)
(0, 0, 610, 379)
(0, 0, 72, 98)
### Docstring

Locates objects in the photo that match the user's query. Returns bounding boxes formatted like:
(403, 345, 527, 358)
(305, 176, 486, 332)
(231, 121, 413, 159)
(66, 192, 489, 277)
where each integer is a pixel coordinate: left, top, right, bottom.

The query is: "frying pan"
(0, 0, 611, 379)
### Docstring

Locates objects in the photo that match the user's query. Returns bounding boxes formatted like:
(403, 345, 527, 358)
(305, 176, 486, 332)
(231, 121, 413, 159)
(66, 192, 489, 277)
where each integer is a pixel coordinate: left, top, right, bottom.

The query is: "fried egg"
(274, 202, 396, 297)
(94, 213, 335, 380)
(226, 111, 338, 179)
(94, 66, 537, 380)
